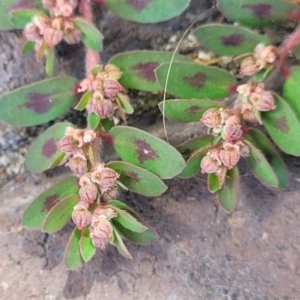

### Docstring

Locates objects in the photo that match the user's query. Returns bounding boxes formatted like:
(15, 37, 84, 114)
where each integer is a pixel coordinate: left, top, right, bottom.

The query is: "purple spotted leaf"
(158, 99, 223, 122)
(193, 24, 270, 56)
(217, 0, 300, 28)
(22, 176, 79, 229)
(217, 166, 239, 213)
(261, 94, 300, 156)
(25, 122, 73, 173)
(243, 128, 288, 189)
(0, 0, 37, 30)
(79, 227, 96, 262)
(176, 135, 214, 160)
(109, 51, 191, 92)
(64, 228, 85, 269)
(155, 62, 236, 100)
(106, 161, 167, 196)
(110, 126, 186, 179)
(0, 76, 77, 126)
(42, 195, 79, 233)
(105, 0, 190, 23)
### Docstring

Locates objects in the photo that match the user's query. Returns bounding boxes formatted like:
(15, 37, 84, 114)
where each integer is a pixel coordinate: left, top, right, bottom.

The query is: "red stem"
(278, 25, 300, 60)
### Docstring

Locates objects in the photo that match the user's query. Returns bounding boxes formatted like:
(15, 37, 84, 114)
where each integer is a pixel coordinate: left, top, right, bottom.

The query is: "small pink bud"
(72, 201, 92, 230)
(88, 97, 114, 119)
(201, 150, 221, 174)
(68, 153, 87, 175)
(91, 164, 120, 192)
(78, 77, 93, 92)
(42, 0, 55, 10)
(23, 23, 43, 43)
(101, 188, 119, 203)
(241, 103, 258, 125)
(59, 3, 73, 17)
(64, 29, 82, 44)
(237, 84, 251, 97)
(90, 233, 109, 249)
(57, 135, 78, 154)
(93, 206, 118, 220)
(79, 182, 98, 203)
(249, 91, 276, 111)
(103, 78, 122, 99)
(255, 44, 277, 63)
(240, 57, 258, 76)
(44, 27, 63, 47)
(219, 142, 240, 169)
(235, 141, 250, 157)
(221, 116, 242, 142)
(200, 108, 222, 128)
(90, 216, 113, 240)
(83, 129, 96, 143)
(33, 16, 51, 35)
(104, 64, 123, 80)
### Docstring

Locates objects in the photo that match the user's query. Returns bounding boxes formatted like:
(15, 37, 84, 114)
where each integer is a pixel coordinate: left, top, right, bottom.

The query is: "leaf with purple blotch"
(0, 76, 77, 126)
(0, 0, 36, 30)
(105, 0, 190, 23)
(64, 228, 85, 269)
(156, 62, 236, 100)
(106, 161, 167, 196)
(217, 0, 300, 28)
(109, 51, 192, 92)
(261, 94, 300, 156)
(158, 99, 223, 122)
(22, 176, 79, 229)
(193, 24, 270, 56)
(110, 126, 186, 179)
(42, 195, 79, 233)
(217, 166, 239, 213)
(243, 128, 288, 189)
(79, 227, 96, 262)
(176, 135, 214, 159)
(25, 122, 73, 173)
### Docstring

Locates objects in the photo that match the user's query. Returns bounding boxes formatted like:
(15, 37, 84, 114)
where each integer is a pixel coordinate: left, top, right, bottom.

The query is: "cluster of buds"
(78, 65, 128, 119)
(200, 109, 250, 187)
(240, 43, 278, 76)
(235, 82, 276, 124)
(23, 0, 81, 59)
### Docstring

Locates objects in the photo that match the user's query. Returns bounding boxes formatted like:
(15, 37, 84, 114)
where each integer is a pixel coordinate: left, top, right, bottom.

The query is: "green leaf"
(193, 24, 270, 56)
(283, 66, 300, 122)
(110, 126, 186, 179)
(22, 41, 35, 55)
(10, 9, 45, 28)
(261, 94, 300, 156)
(106, 161, 167, 197)
(176, 135, 214, 159)
(112, 227, 132, 259)
(112, 221, 156, 244)
(75, 91, 92, 111)
(101, 118, 114, 131)
(158, 99, 223, 122)
(46, 47, 55, 77)
(73, 17, 103, 51)
(79, 227, 96, 262)
(217, 166, 239, 213)
(25, 122, 73, 173)
(22, 177, 79, 229)
(88, 112, 101, 130)
(42, 195, 78, 233)
(243, 128, 288, 189)
(0, 76, 77, 126)
(179, 148, 209, 179)
(117, 93, 134, 114)
(113, 208, 148, 233)
(105, 0, 190, 23)
(109, 51, 192, 92)
(208, 173, 219, 193)
(156, 62, 236, 99)
(217, 0, 300, 28)
(64, 228, 85, 269)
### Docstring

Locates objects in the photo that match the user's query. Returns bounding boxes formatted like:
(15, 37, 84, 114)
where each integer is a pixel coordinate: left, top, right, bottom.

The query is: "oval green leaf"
(73, 17, 103, 51)
(64, 228, 85, 269)
(193, 24, 270, 56)
(79, 227, 96, 262)
(208, 173, 219, 193)
(261, 94, 300, 156)
(156, 62, 236, 99)
(22, 176, 79, 229)
(109, 51, 191, 92)
(110, 126, 186, 179)
(283, 66, 300, 121)
(158, 99, 223, 122)
(42, 195, 79, 233)
(0, 76, 77, 126)
(10, 9, 45, 28)
(243, 128, 288, 189)
(25, 122, 73, 173)
(106, 161, 167, 197)
(111, 227, 132, 259)
(105, 0, 190, 23)
(87, 112, 101, 130)
(217, 166, 239, 213)
(217, 0, 300, 28)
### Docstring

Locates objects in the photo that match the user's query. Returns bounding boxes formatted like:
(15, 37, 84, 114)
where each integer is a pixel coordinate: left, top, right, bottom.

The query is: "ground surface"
(1, 1, 300, 299)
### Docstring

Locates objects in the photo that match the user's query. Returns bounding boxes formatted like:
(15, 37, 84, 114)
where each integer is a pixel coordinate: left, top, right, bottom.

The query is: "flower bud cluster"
(78, 65, 128, 119)
(23, 0, 81, 59)
(200, 109, 250, 187)
(236, 82, 276, 124)
(240, 43, 278, 76)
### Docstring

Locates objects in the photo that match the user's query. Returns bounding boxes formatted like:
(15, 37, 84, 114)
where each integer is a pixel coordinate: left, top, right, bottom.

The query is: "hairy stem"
(278, 25, 300, 60)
